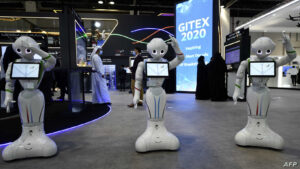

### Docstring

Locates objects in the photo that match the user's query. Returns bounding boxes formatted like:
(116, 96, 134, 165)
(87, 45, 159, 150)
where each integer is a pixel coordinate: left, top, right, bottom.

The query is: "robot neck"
(21, 58, 34, 62)
(253, 55, 269, 61)
(151, 58, 162, 62)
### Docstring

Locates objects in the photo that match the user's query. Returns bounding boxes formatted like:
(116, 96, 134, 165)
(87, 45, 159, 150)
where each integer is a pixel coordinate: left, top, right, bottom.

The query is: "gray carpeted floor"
(0, 89, 299, 169)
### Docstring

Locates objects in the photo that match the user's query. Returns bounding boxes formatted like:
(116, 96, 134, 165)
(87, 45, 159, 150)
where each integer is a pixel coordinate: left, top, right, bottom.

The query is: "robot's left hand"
(168, 35, 180, 49)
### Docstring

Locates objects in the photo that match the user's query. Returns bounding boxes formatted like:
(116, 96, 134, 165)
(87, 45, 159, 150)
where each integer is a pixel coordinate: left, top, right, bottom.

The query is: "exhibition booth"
(0, 5, 182, 146)
(226, 0, 300, 98)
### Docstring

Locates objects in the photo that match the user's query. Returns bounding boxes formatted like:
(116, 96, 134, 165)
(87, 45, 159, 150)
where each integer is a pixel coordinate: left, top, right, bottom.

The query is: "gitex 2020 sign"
(176, 0, 213, 92)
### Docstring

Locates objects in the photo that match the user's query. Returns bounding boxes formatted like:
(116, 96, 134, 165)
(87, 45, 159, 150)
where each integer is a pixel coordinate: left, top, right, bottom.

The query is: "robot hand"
(168, 35, 182, 55)
(4, 92, 13, 113)
(282, 32, 293, 51)
(232, 88, 240, 105)
(282, 32, 290, 45)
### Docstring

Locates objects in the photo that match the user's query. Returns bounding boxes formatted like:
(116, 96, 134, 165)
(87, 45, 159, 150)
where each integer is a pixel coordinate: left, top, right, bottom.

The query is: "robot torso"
(16, 58, 45, 90)
(145, 58, 168, 87)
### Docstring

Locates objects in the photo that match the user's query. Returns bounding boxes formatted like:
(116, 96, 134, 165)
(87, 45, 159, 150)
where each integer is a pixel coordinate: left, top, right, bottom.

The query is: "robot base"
(235, 116, 284, 150)
(135, 120, 180, 152)
(2, 124, 57, 161)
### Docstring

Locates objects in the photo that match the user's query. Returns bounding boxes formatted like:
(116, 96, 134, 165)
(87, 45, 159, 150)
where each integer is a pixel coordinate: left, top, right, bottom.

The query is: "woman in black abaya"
(208, 53, 228, 101)
(195, 56, 210, 100)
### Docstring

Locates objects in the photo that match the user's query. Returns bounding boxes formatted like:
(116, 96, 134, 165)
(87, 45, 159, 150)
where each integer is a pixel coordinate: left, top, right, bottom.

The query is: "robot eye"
(160, 50, 164, 54)
(16, 48, 21, 53)
(266, 49, 271, 54)
(153, 50, 157, 54)
(25, 48, 31, 54)
(257, 50, 262, 54)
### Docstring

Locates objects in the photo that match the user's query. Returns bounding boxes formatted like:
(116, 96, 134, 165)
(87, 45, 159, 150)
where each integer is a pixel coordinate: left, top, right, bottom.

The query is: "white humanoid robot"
(233, 33, 297, 149)
(2, 36, 57, 161)
(133, 36, 185, 152)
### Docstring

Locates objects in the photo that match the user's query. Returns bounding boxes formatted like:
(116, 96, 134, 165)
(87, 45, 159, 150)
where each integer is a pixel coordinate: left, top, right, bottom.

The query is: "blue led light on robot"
(0, 105, 111, 148)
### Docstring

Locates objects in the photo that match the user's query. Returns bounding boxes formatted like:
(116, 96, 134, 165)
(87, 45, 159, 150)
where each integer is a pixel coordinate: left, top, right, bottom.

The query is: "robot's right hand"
(4, 92, 13, 113)
(232, 88, 240, 105)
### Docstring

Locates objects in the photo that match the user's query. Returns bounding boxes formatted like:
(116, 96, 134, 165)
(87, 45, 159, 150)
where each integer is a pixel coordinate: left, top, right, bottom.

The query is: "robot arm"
(133, 62, 145, 107)
(30, 46, 56, 71)
(4, 62, 15, 112)
(233, 60, 248, 104)
(276, 33, 297, 67)
(168, 36, 185, 70)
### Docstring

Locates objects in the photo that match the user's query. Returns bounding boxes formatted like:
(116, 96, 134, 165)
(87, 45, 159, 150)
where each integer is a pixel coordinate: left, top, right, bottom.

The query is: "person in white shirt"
(91, 46, 111, 104)
(287, 66, 299, 86)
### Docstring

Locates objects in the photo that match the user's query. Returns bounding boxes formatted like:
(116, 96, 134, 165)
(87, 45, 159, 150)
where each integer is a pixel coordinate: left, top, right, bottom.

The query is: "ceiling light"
(108, 1, 115, 5)
(235, 0, 300, 31)
(94, 21, 101, 28)
(220, 5, 224, 8)
(16, 30, 21, 32)
(98, 1, 103, 4)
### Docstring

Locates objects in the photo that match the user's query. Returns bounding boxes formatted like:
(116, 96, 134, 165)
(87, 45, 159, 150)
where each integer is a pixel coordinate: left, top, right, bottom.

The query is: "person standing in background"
(128, 47, 144, 107)
(91, 46, 111, 104)
(118, 65, 127, 91)
(287, 66, 299, 86)
(195, 56, 210, 100)
(207, 53, 228, 101)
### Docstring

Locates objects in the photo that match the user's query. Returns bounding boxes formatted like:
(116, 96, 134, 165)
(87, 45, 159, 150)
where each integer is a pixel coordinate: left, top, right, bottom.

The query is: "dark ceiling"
(0, 0, 287, 17)
(0, 0, 181, 15)
(222, 0, 286, 17)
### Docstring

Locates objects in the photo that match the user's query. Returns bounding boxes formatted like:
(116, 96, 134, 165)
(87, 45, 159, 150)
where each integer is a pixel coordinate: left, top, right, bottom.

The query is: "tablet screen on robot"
(11, 62, 40, 79)
(249, 61, 276, 77)
(146, 62, 169, 78)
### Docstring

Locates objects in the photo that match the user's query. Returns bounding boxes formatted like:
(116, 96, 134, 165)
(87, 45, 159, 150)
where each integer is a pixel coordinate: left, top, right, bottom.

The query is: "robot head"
(251, 37, 276, 59)
(12, 36, 39, 60)
(147, 38, 168, 60)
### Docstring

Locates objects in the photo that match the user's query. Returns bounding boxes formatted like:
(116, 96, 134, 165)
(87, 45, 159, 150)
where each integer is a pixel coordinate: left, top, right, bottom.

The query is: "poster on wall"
(176, 0, 213, 92)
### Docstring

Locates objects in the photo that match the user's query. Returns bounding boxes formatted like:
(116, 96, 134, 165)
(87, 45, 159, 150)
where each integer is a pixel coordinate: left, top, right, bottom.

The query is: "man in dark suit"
(128, 47, 144, 107)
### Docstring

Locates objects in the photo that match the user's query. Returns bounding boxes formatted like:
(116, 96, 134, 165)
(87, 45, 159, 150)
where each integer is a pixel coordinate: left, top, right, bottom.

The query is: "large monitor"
(11, 62, 40, 79)
(146, 62, 169, 78)
(225, 45, 240, 65)
(249, 61, 276, 77)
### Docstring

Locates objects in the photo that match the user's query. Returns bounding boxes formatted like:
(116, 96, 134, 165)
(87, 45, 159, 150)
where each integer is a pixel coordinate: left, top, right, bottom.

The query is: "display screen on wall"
(225, 45, 240, 65)
(176, 0, 213, 91)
